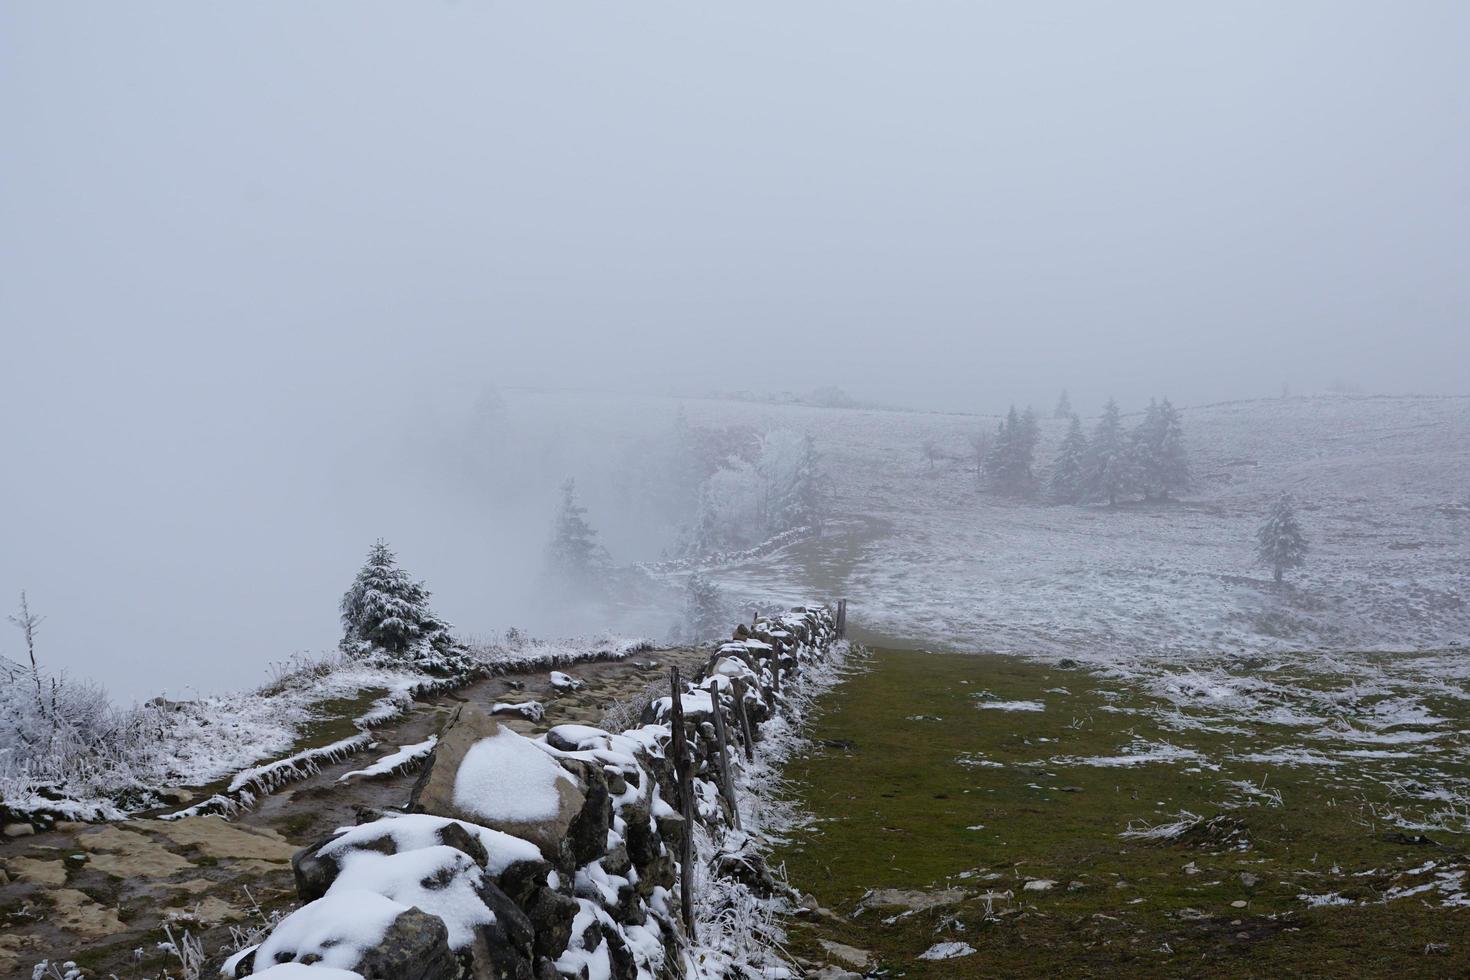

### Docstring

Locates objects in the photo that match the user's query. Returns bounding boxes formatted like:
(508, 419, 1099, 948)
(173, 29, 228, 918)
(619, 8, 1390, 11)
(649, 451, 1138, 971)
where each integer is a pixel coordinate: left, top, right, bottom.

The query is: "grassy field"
(774, 647, 1470, 978)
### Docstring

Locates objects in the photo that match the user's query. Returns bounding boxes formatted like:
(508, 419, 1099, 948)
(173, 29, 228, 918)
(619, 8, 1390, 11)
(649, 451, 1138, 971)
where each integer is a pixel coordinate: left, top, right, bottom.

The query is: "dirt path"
(0, 647, 708, 979)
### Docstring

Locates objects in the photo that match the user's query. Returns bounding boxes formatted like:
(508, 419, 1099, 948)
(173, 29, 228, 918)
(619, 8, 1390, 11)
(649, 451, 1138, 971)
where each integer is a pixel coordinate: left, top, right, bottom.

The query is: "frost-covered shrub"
(463, 633, 653, 673)
(596, 679, 665, 734)
(0, 668, 172, 819)
(682, 428, 826, 557)
(677, 573, 728, 644)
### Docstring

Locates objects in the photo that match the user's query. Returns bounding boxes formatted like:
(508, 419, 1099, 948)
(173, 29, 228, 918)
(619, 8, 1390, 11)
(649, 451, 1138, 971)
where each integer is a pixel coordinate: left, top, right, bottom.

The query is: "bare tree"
(8, 590, 44, 700)
(920, 438, 943, 473)
(965, 429, 993, 487)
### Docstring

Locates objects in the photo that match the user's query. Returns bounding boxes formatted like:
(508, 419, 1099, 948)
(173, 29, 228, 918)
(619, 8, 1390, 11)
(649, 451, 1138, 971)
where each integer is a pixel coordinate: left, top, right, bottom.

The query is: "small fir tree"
(788, 433, 827, 531)
(1049, 413, 1088, 503)
(761, 429, 826, 534)
(1129, 398, 1190, 501)
(340, 540, 454, 658)
(548, 478, 611, 588)
(984, 406, 1040, 496)
(1054, 389, 1073, 419)
(1256, 494, 1309, 585)
(680, 572, 728, 643)
(1084, 398, 1132, 506)
(1129, 399, 1163, 500)
(1152, 399, 1190, 499)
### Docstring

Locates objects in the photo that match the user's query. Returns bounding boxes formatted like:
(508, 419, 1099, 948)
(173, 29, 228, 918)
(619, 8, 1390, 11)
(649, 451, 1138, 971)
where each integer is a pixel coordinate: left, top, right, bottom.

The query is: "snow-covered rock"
(251, 890, 457, 980)
(549, 670, 583, 691)
(490, 700, 546, 722)
(409, 704, 585, 860)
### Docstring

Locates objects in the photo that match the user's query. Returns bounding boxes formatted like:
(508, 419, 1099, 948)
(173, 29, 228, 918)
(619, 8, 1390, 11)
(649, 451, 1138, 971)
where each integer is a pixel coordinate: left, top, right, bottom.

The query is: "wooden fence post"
(668, 667, 696, 941)
(731, 676, 755, 762)
(706, 680, 741, 830)
(837, 598, 848, 639)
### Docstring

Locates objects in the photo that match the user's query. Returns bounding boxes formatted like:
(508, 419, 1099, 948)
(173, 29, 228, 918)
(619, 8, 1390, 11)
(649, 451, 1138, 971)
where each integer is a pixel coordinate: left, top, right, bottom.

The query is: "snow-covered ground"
(0, 634, 652, 822)
(655, 392, 1470, 662)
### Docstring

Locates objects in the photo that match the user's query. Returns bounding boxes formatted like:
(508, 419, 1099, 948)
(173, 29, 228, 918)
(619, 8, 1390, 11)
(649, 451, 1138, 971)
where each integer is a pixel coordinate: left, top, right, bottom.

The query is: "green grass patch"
(774, 648, 1470, 977)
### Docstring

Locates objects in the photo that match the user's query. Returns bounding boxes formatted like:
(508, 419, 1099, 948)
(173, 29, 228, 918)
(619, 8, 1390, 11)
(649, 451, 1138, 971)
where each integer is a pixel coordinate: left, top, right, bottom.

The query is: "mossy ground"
(775, 648, 1470, 978)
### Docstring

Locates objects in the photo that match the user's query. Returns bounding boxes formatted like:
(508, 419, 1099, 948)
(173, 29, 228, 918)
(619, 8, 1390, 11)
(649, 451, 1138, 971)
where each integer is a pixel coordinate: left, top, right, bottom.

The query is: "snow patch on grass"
(917, 941, 977, 960)
(976, 699, 1045, 712)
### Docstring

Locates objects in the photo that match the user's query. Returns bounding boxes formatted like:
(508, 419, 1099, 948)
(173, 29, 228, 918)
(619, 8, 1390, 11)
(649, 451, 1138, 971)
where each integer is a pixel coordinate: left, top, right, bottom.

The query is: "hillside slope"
(665, 393, 1470, 658)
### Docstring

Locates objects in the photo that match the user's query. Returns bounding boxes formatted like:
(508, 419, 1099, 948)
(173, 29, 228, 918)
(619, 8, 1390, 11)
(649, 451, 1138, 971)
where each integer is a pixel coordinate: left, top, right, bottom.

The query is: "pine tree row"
(1049, 398, 1190, 505)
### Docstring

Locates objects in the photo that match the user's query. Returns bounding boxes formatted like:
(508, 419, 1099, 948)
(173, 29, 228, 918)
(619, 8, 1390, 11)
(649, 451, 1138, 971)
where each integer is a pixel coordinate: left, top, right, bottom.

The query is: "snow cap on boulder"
(410, 703, 586, 861)
(253, 890, 457, 980)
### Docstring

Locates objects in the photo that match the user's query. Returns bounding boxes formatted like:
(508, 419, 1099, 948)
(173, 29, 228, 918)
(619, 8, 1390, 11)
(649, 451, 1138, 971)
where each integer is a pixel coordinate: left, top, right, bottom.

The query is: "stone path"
(0, 648, 706, 979)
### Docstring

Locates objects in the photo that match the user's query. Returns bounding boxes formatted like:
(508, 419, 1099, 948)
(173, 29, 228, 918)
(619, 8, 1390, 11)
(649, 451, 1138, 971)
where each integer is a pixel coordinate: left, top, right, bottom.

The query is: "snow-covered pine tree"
(789, 432, 826, 531)
(547, 478, 611, 589)
(1256, 494, 1309, 585)
(667, 406, 706, 525)
(1019, 406, 1041, 477)
(340, 540, 456, 659)
(680, 572, 727, 643)
(1054, 389, 1072, 419)
(1130, 398, 1190, 501)
(984, 406, 1039, 495)
(1084, 398, 1133, 506)
(1130, 399, 1164, 501)
(753, 428, 825, 538)
(1153, 399, 1190, 499)
(1049, 413, 1088, 503)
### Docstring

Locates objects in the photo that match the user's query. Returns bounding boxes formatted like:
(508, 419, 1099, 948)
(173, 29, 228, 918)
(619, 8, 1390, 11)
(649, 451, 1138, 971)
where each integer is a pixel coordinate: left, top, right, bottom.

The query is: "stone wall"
(230, 605, 841, 980)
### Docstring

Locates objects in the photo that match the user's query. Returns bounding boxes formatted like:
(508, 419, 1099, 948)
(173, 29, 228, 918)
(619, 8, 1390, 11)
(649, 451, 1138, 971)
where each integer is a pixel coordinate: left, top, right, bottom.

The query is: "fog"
(2, 2, 1467, 697)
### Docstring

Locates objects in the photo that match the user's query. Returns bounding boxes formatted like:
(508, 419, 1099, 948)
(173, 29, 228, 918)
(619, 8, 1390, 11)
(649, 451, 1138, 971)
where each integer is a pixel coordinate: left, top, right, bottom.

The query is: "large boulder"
(524, 887, 580, 961)
(564, 761, 613, 867)
(252, 890, 457, 980)
(291, 814, 545, 904)
(328, 846, 505, 952)
(410, 705, 585, 862)
(466, 878, 536, 980)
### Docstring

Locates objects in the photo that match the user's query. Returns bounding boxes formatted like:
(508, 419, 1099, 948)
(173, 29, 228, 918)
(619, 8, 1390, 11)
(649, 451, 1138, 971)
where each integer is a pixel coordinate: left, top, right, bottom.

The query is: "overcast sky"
(2, 2, 1467, 695)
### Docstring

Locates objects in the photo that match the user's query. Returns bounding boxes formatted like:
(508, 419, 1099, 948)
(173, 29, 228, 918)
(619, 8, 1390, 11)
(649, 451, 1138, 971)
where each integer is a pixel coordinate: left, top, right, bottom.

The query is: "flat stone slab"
(818, 940, 871, 969)
(858, 886, 969, 912)
(6, 856, 68, 886)
(78, 824, 194, 877)
(151, 816, 296, 862)
(47, 888, 127, 938)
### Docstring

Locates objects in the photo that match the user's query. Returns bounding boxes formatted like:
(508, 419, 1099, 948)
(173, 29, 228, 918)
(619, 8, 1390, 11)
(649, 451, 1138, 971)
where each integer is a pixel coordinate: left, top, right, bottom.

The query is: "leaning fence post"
(836, 598, 848, 639)
(668, 667, 696, 941)
(731, 676, 755, 762)
(706, 680, 741, 830)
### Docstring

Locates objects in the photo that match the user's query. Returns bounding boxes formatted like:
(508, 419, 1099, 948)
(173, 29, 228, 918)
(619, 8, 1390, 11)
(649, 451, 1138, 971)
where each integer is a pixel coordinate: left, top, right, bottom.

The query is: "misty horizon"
(4, 2, 1469, 700)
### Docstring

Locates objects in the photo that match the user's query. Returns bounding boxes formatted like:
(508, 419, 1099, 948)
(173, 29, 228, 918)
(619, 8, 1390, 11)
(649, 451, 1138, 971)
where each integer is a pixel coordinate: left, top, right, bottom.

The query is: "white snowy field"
(648, 391, 1470, 661)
